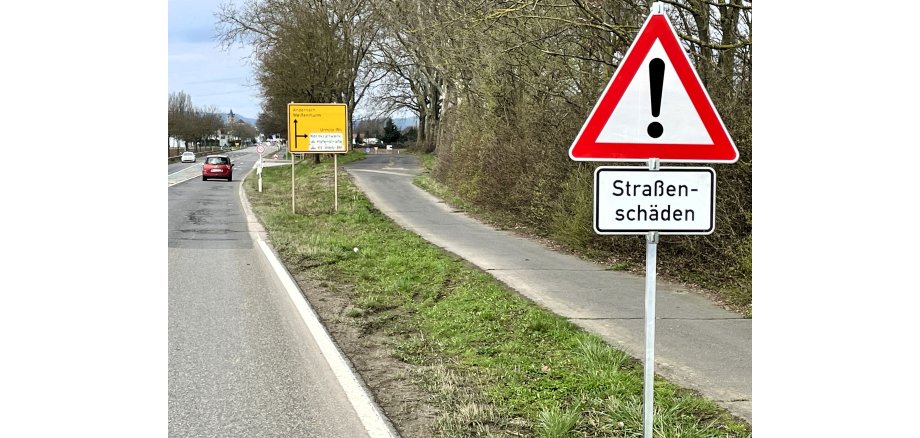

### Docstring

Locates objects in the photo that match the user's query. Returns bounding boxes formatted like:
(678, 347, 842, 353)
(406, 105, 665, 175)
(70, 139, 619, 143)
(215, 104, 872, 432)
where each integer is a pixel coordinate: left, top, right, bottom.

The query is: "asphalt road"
(167, 146, 377, 437)
(343, 153, 752, 424)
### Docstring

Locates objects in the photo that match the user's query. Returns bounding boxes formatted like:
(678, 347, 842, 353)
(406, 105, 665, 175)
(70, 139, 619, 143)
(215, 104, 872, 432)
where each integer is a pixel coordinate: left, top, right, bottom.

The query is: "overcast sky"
(168, 0, 261, 120)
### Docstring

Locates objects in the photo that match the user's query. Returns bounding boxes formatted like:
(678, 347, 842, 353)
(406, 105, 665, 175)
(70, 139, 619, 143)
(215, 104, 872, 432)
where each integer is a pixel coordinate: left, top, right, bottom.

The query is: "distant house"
(169, 137, 189, 150)
(364, 137, 379, 145)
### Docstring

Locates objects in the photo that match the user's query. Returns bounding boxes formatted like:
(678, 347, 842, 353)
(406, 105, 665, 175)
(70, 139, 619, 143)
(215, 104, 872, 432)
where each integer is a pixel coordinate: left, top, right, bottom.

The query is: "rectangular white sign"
(308, 133, 345, 151)
(594, 167, 715, 235)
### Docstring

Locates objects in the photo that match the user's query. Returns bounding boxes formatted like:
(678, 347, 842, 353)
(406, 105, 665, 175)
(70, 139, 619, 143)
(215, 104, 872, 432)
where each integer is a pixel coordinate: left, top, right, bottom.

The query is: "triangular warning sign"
(569, 10, 738, 163)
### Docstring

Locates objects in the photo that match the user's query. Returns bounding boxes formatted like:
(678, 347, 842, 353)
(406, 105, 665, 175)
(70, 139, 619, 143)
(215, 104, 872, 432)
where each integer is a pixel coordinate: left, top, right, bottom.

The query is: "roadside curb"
(238, 168, 400, 438)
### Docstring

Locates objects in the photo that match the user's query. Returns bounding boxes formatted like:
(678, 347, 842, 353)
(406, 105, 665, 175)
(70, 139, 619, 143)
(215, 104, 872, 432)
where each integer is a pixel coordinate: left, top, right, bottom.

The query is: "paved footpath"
(343, 153, 752, 425)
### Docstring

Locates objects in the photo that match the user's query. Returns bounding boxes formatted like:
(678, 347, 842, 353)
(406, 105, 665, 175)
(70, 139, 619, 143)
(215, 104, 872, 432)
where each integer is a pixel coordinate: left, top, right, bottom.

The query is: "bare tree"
(205, 0, 752, 300)
(168, 91, 196, 152)
(216, 0, 381, 142)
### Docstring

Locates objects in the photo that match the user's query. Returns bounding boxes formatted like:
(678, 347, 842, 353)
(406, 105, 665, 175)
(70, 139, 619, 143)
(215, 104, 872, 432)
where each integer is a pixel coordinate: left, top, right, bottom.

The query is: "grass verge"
(244, 152, 751, 437)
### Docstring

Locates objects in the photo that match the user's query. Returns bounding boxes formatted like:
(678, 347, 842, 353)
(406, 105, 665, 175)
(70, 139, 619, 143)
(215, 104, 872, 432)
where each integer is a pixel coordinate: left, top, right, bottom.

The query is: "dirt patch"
(291, 274, 441, 437)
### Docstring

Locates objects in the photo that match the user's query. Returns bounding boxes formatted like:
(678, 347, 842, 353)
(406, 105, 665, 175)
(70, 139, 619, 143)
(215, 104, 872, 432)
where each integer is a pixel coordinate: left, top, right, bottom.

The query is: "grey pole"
(643, 230, 659, 438)
(643, 157, 660, 438)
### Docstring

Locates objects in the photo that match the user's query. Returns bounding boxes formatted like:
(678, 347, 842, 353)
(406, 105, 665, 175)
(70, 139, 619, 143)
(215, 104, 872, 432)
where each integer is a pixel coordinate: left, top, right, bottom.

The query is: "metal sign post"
(644, 230, 658, 438)
(642, 157, 659, 438)
(257, 144, 265, 193)
(571, 5, 737, 435)
(334, 154, 338, 212)
(593, 158, 716, 436)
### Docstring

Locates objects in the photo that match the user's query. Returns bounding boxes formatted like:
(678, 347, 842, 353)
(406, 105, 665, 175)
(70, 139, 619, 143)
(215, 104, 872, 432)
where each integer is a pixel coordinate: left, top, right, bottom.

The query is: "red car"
(202, 154, 234, 181)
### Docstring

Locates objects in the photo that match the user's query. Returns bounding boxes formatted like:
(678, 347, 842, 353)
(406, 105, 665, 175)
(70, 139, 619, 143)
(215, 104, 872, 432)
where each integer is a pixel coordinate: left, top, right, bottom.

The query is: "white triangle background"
(596, 41, 712, 145)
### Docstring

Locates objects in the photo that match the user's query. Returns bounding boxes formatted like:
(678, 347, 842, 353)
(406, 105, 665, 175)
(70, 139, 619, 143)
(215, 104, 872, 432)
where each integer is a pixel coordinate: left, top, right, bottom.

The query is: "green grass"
(243, 152, 751, 437)
(415, 150, 436, 171)
(412, 154, 477, 215)
(536, 405, 580, 437)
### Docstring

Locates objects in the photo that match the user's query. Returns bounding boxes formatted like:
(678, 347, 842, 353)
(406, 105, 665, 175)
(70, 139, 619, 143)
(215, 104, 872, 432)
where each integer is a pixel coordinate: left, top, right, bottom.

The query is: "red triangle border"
(569, 13, 738, 163)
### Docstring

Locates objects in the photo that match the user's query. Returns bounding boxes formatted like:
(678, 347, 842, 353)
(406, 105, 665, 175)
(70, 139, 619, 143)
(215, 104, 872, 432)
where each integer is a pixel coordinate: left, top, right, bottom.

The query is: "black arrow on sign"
(293, 119, 309, 150)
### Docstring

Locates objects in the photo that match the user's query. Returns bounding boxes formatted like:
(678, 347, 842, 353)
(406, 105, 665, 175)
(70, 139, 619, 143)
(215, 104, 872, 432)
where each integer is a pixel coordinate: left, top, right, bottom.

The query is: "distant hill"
(393, 116, 418, 130)
(228, 113, 256, 127)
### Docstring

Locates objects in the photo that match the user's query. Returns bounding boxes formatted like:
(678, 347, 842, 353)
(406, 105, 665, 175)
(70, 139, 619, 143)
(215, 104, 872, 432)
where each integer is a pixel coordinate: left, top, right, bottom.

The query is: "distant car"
(202, 154, 233, 181)
(181, 151, 196, 163)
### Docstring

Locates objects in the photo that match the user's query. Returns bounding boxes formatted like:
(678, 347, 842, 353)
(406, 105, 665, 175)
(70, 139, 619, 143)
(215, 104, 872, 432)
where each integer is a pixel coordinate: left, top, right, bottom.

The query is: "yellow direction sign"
(287, 103, 348, 154)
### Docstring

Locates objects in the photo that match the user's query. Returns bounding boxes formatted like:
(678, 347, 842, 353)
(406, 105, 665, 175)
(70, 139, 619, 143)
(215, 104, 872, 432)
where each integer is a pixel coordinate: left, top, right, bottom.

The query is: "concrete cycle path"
(343, 153, 752, 425)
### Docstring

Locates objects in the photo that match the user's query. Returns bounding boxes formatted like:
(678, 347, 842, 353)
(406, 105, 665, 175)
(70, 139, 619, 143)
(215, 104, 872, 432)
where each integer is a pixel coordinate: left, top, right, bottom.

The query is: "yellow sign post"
(287, 103, 348, 154)
(287, 103, 348, 213)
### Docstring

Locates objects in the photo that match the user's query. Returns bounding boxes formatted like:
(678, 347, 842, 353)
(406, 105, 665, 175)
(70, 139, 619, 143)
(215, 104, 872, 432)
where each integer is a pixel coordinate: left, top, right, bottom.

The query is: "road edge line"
(255, 240, 399, 438)
(239, 173, 399, 438)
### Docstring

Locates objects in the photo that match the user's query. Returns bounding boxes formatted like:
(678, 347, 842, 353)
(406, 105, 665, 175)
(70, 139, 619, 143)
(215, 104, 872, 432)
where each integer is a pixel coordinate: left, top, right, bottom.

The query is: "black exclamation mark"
(647, 58, 665, 138)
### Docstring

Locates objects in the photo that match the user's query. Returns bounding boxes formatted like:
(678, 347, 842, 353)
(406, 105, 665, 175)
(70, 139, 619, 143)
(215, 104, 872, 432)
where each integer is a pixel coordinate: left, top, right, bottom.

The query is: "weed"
(535, 405, 579, 438)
